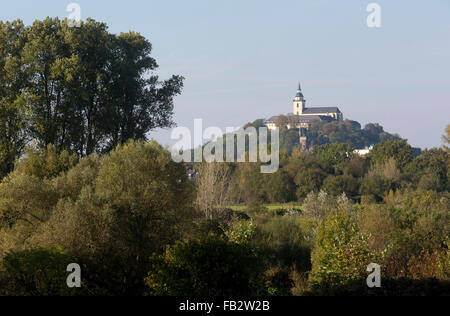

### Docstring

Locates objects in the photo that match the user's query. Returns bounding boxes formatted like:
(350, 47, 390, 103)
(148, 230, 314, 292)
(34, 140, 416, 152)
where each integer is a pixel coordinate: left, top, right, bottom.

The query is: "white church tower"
(293, 83, 306, 115)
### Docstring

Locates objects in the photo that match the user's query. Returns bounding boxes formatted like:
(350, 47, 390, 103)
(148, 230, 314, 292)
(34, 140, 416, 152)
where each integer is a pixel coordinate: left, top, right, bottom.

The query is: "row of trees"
(0, 18, 183, 178)
(207, 136, 448, 207)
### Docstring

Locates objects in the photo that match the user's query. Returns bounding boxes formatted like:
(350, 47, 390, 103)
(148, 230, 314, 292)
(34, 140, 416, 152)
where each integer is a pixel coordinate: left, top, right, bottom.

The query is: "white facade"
(353, 146, 373, 157)
(293, 85, 306, 115)
(265, 83, 344, 131)
(293, 84, 343, 121)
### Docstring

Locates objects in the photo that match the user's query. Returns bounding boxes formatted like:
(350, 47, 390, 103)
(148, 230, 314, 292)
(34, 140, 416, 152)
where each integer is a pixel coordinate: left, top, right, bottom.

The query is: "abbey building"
(266, 84, 343, 130)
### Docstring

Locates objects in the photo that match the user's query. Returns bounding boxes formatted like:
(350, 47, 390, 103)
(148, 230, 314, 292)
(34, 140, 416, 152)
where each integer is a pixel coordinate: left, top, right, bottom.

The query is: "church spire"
(295, 82, 304, 99)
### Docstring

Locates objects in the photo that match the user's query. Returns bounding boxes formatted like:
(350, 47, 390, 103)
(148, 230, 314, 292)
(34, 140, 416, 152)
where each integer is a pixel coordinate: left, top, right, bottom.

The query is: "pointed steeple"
(295, 82, 304, 99)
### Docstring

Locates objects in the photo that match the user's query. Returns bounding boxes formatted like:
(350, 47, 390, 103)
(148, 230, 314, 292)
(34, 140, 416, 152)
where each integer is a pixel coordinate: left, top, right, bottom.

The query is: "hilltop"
(246, 118, 402, 154)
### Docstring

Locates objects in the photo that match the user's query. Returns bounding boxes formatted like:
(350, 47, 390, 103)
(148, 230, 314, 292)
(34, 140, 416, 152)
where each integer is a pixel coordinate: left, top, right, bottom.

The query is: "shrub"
(301, 190, 337, 219)
(0, 173, 58, 225)
(28, 140, 196, 295)
(360, 158, 401, 201)
(253, 215, 312, 274)
(301, 190, 354, 220)
(368, 139, 414, 170)
(0, 247, 83, 296)
(224, 219, 256, 245)
(14, 144, 78, 179)
(310, 211, 381, 286)
(323, 174, 360, 200)
(146, 236, 267, 296)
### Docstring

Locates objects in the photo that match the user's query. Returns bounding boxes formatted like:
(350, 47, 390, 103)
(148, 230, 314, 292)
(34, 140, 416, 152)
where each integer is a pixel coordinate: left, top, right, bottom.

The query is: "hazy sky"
(2, 0, 449, 149)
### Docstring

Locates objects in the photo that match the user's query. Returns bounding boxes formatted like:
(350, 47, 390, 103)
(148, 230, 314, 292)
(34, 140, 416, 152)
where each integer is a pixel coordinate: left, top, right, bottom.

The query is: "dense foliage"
(304, 120, 400, 149)
(0, 129, 447, 295)
(146, 236, 266, 296)
(0, 140, 195, 295)
(0, 18, 183, 178)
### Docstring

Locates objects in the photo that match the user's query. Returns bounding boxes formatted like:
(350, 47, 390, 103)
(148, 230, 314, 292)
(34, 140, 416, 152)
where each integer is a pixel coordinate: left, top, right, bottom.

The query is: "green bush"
(14, 145, 78, 180)
(368, 139, 414, 170)
(225, 219, 256, 245)
(146, 236, 267, 296)
(1, 140, 196, 295)
(0, 247, 83, 296)
(254, 215, 311, 272)
(310, 211, 381, 286)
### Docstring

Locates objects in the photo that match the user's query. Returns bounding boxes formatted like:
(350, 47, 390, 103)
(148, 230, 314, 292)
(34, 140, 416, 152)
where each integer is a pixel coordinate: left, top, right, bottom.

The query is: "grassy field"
(228, 203, 302, 212)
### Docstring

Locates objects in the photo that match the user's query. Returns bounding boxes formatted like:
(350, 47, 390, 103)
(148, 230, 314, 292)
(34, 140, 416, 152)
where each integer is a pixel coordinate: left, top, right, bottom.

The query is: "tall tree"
(367, 139, 414, 170)
(0, 21, 28, 178)
(61, 19, 113, 155)
(105, 31, 183, 151)
(21, 18, 75, 151)
(195, 162, 232, 221)
(1, 17, 184, 162)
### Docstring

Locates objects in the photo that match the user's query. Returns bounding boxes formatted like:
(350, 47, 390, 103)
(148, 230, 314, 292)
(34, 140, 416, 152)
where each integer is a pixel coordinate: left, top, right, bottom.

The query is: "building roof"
(302, 107, 341, 114)
(295, 83, 304, 99)
(266, 116, 280, 123)
(266, 114, 334, 124)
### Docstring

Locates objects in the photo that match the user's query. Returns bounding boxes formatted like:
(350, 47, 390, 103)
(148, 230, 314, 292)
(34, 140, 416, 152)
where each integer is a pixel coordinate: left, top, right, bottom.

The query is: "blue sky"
(1, 0, 449, 149)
